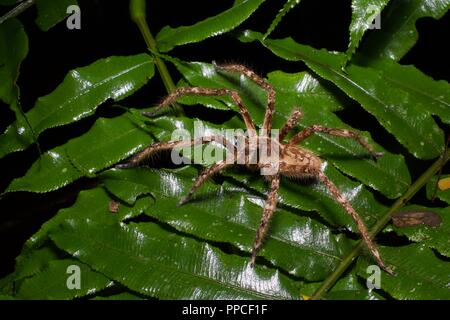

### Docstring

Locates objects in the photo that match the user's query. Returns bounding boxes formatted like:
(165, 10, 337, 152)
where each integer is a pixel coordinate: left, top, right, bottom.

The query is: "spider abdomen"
(279, 145, 322, 178)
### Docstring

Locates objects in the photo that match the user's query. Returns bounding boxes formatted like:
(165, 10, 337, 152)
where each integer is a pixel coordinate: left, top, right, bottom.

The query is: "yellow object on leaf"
(438, 177, 450, 191)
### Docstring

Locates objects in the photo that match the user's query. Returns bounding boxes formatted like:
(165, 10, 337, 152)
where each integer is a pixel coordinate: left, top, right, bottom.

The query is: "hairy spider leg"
(250, 175, 281, 266)
(116, 135, 236, 168)
(288, 125, 384, 158)
(279, 108, 303, 141)
(318, 172, 395, 275)
(178, 141, 259, 205)
(150, 87, 257, 134)
(214, 63, 276, 134)
(178, 160, 233, 206)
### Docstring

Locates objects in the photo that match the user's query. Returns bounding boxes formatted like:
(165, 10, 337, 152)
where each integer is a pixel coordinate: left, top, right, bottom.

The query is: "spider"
(118, 63, 394, 275)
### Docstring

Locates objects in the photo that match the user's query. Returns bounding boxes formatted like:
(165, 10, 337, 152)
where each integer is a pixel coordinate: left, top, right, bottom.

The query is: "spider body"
(121, 63, 394, 275)
(279, 144, 322, 178)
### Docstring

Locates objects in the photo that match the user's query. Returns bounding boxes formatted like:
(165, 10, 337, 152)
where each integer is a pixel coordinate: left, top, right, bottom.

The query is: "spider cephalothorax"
(119, 63, 394, 275)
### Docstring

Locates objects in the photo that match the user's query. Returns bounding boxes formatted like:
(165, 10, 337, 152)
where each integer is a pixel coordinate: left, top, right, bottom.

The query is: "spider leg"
(214, 63, 276, 134)
(250, 175, 281, 266)
(145, 87, 257, 133)
(279, 108, 303, 141)
(116, 135, 236, 168)
(178, 160, 233, 206)
(288, 125, 384, 158)
(318, 171, 395, 275)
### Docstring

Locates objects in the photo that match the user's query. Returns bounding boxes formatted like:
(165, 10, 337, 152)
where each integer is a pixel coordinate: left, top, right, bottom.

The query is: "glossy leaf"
(20, 187, 151, 255)
(324, 273, 384, 300)
(357, 244, 450, 299)
(347, 0, 390, 61)
(238, 32, 447, 159)
(301, 272, 383, 300)
(0, 19, 34, 148)
(263, 0, 303, 39)
(5, 115, 153, 193)
(50, 219, 301, 299)
(100, 167, 349, 281)
(170, 59, 411, 198)
(0, 18, 28, 106)
(5, 146, 82, 193)
(392, 205, 450, 257)
(360, 0, 450, 62)
(102, 178, 152, 206)
(35, 0, 78, 31)
(12, 246, 60, 282)
(16, 259, 111, 299)
(155, 0, 264, 52)
(357, 58, 450, 125)
(426, 174, 450, 203)
(0, 54, 154, 159)
(3, 189, 149, 295)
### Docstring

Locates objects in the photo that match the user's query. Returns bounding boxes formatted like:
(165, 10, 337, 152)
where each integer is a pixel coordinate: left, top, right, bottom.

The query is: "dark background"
(0, 0, 448, 278)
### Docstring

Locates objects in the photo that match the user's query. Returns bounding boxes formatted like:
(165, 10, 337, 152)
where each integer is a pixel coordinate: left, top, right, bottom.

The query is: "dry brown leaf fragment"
(392, 211, 442, 228)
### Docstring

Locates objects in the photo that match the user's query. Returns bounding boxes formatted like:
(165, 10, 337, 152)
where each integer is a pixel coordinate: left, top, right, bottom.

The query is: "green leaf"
(263, 0, 303, 39)
(347, 0, 390, 61)
(6, 188, 150, 296)
(19, 187, 151, 254)
(35, 0, 78, 31)
(50, 218, 301, 299)
(12, 246, 61, 282)
(392, 205, 450, 257)
(0, 54, 154, 159)
(100, 167, 348, 281)
(426, 175, 450, 204)
(362, 59, 450, 125)
(155, 0, 264, 52)
(5, 114, 153, 193)
(238, 32, 446, 159)
(0, 19, 34, 147)
(16, 259, 111, 299)
(102, 178, 152, 206)
(0, 18, 28, 106)
(301, 272, 383, 300)
(5, 146, 81, 193)
(324, 273, 384, 300)
(170, 59, 411, 198)
(360, 0, 450, 62)
(357, 244, 450, 299)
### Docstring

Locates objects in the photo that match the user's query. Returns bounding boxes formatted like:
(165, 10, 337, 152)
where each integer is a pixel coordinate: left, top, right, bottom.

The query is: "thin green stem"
(311, 152, 450, 300)
(130, 0, 183, 115)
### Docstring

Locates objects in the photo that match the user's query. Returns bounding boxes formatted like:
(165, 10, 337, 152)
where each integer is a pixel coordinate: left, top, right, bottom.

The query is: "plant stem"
(0, 0, 35, 25)
(129, 0, 183, 115)
(311, 152, 450, 300)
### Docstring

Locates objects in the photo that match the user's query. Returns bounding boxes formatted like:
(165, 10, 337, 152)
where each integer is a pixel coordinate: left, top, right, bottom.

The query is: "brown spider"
(119, 63, 394, 275)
